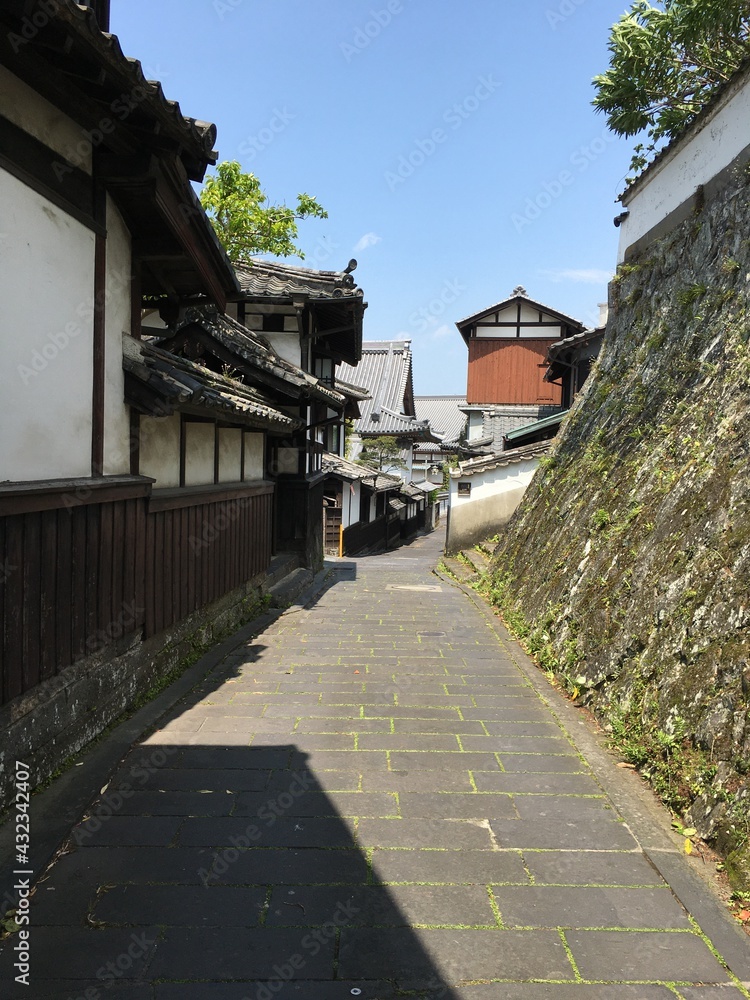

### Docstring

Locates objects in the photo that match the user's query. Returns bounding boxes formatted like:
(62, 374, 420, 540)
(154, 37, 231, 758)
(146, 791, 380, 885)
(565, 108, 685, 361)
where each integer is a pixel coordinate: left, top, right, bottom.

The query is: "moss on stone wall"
(489, 163, 750, 891)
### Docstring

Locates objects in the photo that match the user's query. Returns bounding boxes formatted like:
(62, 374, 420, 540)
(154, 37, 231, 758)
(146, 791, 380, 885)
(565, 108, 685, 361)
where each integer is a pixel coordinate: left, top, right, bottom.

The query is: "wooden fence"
(0, 479, 274, 707)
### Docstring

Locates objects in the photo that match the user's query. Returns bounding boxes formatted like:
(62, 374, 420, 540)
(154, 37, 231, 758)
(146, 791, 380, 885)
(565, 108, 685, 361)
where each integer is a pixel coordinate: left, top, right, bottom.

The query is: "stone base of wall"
(446, 488, 527, 555)
(0, 576, 270, 816)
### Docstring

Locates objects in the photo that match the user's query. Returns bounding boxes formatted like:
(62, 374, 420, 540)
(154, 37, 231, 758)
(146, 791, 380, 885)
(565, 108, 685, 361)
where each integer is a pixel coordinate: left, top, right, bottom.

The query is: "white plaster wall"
(450, 458, 540, 507)
(0, 66, 92, 173)
(619, 69, 750, 261)
(184, 423, 215, 486)
(264, 331, 302, 367)
(447, 459, 541, 554)
(0, 171, 95, 481)
(244, 433, 265, 480)
(466, 412, 485, 441)
(139, 413, 181, 488)
(219, 428, 242, 483)
(103, 197, 132, 474)
(519, 303, 542, 322)
(342, 480, 361, 529)
(276, 447, 299, 475)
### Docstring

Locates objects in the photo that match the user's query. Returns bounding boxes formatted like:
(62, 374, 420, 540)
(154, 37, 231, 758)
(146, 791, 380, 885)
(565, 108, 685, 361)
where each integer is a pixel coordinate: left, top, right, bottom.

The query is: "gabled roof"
(456, 290, 585, 344)
(338, 342, 439, 442)
(164, 307, 347, 408)
(123, 338, 303, 435)
(321, 453, 402, 493)
(235, 259, 364, 302)
(452, 441, 551, 478)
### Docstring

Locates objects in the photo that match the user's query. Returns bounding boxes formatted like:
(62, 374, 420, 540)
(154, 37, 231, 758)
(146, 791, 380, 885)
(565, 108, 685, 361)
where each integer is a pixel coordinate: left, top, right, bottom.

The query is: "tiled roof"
(338, 342, 439, 442)
(123, 338, 303, 434)
(172, 308, 346, 407)
(235, 259, 364, 301)
(335, 377, 371, 402)
(414, 396, 467, 448)
(1, 0, 220, 180)
(452, 441, 551, 478)
(456, 292, 585, 332)
(321, 453, 402, 493)
(547, 327, 605, 355)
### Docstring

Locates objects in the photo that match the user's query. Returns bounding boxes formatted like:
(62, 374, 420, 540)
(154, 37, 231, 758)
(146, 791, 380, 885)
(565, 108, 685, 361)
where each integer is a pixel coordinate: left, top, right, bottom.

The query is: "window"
(263, 314, 285, 333)
(458, 482, 471, 497)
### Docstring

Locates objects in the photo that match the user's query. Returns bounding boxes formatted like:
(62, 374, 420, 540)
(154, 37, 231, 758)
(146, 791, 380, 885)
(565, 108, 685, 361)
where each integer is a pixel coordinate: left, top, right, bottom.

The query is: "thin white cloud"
(540, 268, 614, 285)
(432, 324, 453, 340)
(353, 232, 382, 252)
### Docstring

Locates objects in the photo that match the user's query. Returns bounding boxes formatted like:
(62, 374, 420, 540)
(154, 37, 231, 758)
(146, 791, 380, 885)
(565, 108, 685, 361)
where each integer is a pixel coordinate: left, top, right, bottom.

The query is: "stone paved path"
(3, 529, 750, 998)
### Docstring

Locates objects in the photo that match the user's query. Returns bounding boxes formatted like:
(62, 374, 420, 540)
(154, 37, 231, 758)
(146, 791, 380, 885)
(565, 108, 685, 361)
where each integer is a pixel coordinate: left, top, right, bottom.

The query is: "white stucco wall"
(103, 197, 132, 475)
(184, 423, 215, 486)
(139, 413, 181, 489)
(244, 433, 265, 480)
(219, 428, 242, 483)
(450, 458, 539, 507)
(0, 66, 92, 173)
(618, 68, 750, 261)
(342, 480, 361, 529)
(447, 458, 541, 554)
(263, 331, 302, 368)
(1, 171, 95, 481)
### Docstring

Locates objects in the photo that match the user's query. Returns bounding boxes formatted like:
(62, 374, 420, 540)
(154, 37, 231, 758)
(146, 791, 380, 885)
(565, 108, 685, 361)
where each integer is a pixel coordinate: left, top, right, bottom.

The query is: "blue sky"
(112, 0, 633, 394)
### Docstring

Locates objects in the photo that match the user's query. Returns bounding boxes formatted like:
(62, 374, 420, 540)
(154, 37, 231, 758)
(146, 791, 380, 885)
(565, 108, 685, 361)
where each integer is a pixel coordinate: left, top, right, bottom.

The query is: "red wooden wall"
(467, 339, 562, 406)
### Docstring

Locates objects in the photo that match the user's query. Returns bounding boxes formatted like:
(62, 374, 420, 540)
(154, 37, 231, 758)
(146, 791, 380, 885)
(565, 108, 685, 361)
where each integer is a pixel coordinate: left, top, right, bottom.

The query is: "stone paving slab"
(92, 884, 267, 926)
(0, 926, 159, 980)
(397, 792, 517, 819)
(523, 849, 667, 886)
(4, 529, 750, 996)
(147, 926, 335, 980)
(264, 883, 496, 927)
(566, 929, 730, 982)
(491, 884, 692, 928)
(154, 984, 404, 999)
(337, 927, 573, 981)
(371, 848, 529, 884)
(447, 987, 679, 999)
(472, 771, 601, 794)
(356, 818, 495, 849)
(179, 816, 357, 849)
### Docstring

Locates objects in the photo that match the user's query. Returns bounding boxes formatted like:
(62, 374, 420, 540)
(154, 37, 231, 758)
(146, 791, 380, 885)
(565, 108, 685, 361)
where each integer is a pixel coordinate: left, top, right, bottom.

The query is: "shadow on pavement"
(0, 742, 460, 999)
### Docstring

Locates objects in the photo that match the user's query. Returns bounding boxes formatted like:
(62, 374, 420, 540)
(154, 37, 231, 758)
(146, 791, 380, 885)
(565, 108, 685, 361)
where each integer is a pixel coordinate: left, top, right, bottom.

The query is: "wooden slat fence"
(0, 482, 274, 707)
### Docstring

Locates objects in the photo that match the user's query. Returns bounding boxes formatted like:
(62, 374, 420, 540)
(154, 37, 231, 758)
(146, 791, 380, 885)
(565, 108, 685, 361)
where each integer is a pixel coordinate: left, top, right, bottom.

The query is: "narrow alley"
(3, 529, 750, 998)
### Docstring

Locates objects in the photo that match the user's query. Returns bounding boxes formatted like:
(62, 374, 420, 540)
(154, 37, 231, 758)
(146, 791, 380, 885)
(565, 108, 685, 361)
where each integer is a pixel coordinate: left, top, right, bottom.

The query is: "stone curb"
(0, 564, 335, 913)
(435, 567, 750, 985)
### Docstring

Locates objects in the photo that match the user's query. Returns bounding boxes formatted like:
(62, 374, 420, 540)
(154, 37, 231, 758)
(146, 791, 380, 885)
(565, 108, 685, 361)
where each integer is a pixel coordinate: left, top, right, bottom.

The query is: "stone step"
(441, 554, 479, 585)
(462, 547, 492, 575)
(265, 553, 302, 590)
(267, 566, 314, 608)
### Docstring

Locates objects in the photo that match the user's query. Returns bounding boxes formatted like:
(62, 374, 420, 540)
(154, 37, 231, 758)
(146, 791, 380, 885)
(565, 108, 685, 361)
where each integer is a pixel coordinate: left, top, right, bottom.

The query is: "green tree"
(357, 436, 406, 474)
(200, 160, 328, 264)
(593, 0, 750, 176)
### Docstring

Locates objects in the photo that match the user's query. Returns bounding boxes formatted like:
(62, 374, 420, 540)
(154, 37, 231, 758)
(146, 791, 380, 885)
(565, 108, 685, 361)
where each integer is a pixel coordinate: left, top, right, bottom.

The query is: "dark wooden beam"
(91, 175, 107, 476)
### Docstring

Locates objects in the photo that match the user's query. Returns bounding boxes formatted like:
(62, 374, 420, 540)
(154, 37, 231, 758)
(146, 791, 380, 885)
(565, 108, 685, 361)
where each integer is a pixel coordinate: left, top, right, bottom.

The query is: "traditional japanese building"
(456, 287, 585, 451)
